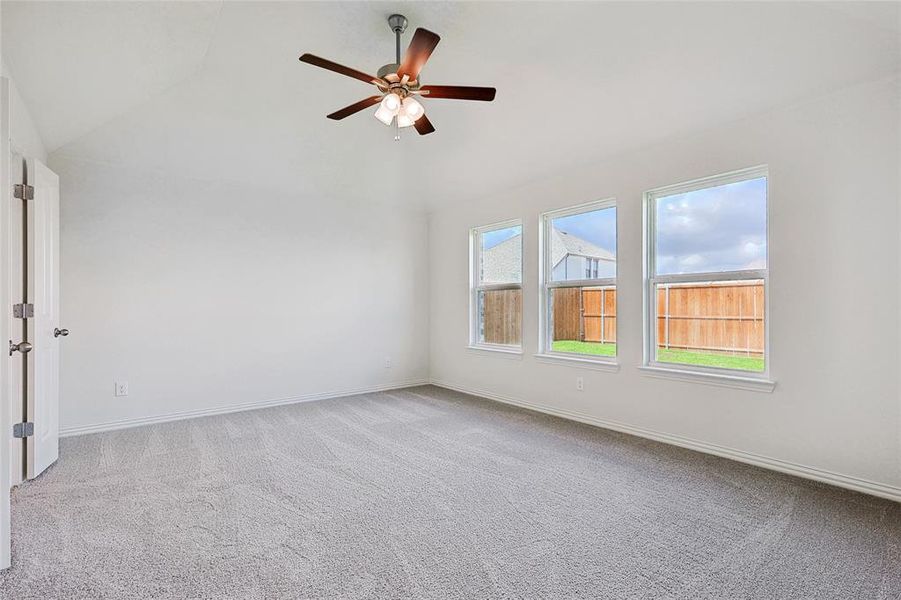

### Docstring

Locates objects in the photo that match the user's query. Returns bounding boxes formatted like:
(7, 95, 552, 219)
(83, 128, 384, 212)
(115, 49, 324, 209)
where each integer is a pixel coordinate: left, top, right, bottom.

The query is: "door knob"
(9, 340, 32, 356)
(54, 328, 69, 338)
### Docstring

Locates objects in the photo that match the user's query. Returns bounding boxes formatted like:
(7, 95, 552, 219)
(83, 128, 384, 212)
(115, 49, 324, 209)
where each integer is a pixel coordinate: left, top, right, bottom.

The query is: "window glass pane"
(549, 286, 616, 357)
(654, 280, 764, 372)
(550, 207, 616, 282)
(480, 225, 522, 285)
(655, 177, 766, 276)
(479, 289, 522, 345)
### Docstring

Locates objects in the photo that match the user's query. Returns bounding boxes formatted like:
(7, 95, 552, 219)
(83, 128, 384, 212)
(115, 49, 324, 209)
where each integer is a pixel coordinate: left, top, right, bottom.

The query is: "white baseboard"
(430, 379, 901, 504)
(59, 379, 430, 438)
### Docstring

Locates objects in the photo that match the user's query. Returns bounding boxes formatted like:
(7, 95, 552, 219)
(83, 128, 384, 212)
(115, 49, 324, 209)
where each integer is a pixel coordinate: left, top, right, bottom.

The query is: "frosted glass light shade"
(380, 93, 401, 112)
(374, 104, 395, 126)
(402, 97, 424, 121)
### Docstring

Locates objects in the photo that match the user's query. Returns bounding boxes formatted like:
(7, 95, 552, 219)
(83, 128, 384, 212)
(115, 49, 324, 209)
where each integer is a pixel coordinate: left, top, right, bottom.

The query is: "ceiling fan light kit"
(299, 14, 496, 139)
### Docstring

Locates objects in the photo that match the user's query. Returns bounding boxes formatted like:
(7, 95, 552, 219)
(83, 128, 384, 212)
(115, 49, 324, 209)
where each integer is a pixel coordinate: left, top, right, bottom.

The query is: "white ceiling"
(2, 1, 222, 151)
(3, 1, 899, 211)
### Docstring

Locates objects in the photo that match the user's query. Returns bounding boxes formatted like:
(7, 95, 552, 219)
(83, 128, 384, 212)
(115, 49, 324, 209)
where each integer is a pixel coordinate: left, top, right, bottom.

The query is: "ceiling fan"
(299, 14, 496, 138)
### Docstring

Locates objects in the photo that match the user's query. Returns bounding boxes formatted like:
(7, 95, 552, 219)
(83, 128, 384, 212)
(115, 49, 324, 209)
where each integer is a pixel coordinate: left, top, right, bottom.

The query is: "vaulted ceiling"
(3, 1, 899, 210)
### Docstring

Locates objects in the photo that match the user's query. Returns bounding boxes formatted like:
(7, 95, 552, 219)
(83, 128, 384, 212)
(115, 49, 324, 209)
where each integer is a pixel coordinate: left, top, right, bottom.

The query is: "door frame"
(7, 150, 24, 490)
(1, 76, 13, 570)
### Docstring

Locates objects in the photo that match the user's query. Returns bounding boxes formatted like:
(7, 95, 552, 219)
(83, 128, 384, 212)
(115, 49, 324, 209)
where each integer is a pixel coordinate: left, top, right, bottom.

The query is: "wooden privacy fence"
(552, 287, 616, 344)
(481, 289, 522, 345)
(656, 280, 764, 356)
(549, 281, 764, 355)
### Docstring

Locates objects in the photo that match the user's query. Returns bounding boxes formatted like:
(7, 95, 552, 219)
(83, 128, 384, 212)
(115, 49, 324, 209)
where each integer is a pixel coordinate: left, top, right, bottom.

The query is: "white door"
(25, 158, 60, 479)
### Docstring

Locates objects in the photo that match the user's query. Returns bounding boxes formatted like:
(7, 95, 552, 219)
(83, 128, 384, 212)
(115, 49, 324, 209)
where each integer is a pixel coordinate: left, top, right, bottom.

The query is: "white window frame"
(469, 219, 523, 353)
(537, 198, 617, 366)
(642, 165, 771, 383)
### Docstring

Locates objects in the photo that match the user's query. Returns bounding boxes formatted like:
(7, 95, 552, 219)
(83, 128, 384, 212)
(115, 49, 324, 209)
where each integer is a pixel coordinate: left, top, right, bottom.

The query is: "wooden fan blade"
(397, 28, 440, 80)
(327, 96, 382, 120)
(299, 54, 383, 86)
(420, 85, 496, 101)
(413, 114, 435, 135)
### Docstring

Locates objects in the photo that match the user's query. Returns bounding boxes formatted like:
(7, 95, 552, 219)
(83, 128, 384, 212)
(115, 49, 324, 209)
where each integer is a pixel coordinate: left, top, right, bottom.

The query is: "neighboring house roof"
(551, 229, 615, 265)
(481, 234, 522, 283)
(481, 229, 614, 283)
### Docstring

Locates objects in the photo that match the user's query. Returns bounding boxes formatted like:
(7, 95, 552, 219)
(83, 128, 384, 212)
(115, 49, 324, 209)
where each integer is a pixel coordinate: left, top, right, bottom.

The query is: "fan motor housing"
(377, 63, 400, 80)
(377, 63, 420, 96)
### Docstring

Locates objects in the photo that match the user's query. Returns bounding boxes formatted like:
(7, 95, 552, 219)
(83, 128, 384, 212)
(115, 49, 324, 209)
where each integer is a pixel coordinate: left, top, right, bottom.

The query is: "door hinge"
(13, 303, 34, 319)
(13, 422, 34, 439)
(13, 184, 34, 200)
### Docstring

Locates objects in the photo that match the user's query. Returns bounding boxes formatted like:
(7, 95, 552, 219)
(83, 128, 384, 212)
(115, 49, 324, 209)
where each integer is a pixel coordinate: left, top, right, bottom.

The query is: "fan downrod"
(387, 14, 408, 64)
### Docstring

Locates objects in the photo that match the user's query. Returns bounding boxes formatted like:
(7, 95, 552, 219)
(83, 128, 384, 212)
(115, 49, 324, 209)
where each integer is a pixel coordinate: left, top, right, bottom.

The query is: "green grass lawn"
(656, 348, 764, 372)
(551, 340, 764, 372)
(552, 340, 617, 357)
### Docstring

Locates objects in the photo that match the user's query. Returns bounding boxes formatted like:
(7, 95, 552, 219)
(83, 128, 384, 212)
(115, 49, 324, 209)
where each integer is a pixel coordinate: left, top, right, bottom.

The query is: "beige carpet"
(1, 385, 899, 599)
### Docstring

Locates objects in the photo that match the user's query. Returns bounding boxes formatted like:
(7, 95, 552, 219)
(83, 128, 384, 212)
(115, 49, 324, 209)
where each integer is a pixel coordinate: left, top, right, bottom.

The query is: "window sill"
(467, 345, 523, 359)
(637, 365, 776, 393)
(533, 353, 620, 372)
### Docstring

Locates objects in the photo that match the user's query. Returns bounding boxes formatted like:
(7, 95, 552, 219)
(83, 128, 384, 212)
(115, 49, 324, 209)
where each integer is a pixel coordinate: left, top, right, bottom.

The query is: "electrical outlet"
(576, 377, 584, 391)
(115, 381, 129, 397)
(384, 357, 392, 369)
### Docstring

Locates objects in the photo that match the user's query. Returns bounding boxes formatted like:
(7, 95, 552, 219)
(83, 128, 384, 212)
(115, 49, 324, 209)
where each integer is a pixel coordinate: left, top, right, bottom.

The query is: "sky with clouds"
(656, 177, 767, 275)
(481, 176, 766, 277)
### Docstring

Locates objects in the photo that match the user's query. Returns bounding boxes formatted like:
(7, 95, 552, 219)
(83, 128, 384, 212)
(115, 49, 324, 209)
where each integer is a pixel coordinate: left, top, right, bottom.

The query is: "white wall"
(429, 76, 901, 495)
(51, 157, 429, 433)
(1, 63, 46, 162)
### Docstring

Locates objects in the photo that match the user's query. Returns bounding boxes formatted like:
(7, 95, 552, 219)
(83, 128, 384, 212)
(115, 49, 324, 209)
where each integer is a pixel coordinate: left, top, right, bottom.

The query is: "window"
(645, 166, 768, 375)
(470, 220, 522, 349)
(540, 200, 617, 360)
